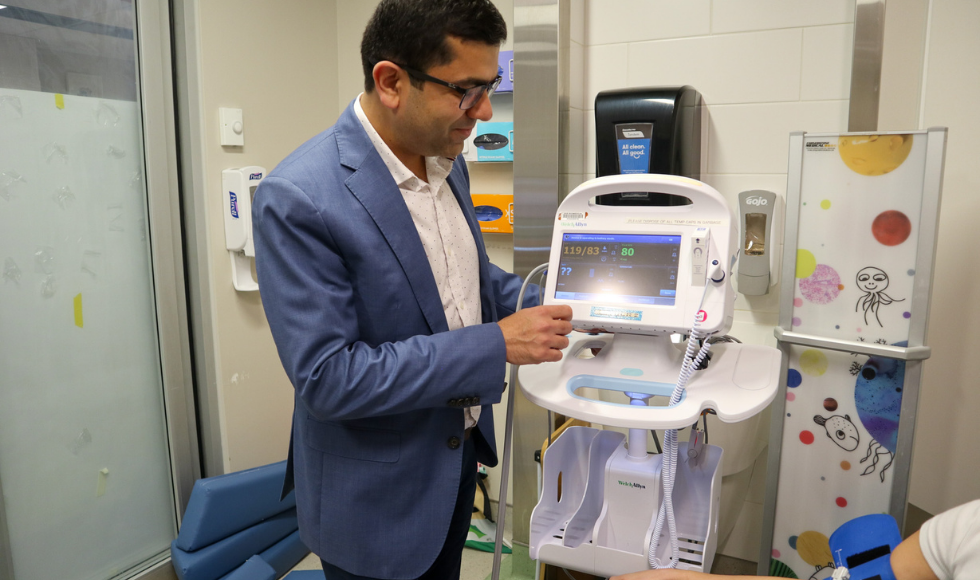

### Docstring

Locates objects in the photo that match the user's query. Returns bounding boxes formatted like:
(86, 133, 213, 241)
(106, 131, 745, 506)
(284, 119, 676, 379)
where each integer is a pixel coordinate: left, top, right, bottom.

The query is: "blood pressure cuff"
(828, 513, 902, 580)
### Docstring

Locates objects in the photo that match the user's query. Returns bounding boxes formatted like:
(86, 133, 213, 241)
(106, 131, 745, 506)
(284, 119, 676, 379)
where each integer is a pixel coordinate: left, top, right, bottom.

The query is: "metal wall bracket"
(774, 327, 932, 361)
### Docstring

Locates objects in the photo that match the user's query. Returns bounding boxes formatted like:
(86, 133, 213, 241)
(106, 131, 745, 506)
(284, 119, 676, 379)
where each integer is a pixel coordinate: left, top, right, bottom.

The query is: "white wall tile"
(801, 24, 853, 101)
(585, 43, 628, 108)
(570, 0, 585, 45)
(735, 278, 784, 313)
(563, 173, 589, 197)
(627, 29, 803, 105)
(716, 459, 767, 561)
(732, 308, 779, 336)
(712, 0, 854, 34)
(707, 101, 848, 174)
(565, 107, 585, 174)
(746, 445, 770, 505)
(584, 108, 596, 174)
(569, 41, 585, 110)
(702, 173, 787, 202)
(585, 0, 710, 46)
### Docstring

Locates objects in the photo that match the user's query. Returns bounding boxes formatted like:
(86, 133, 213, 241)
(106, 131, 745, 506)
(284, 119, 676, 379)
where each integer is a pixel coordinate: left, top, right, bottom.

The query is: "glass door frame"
(0, 0, 201, 577)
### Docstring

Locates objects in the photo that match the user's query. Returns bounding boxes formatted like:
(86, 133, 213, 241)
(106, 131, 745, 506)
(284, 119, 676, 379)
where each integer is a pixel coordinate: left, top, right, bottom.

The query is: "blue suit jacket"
(252, 102, 530, 578)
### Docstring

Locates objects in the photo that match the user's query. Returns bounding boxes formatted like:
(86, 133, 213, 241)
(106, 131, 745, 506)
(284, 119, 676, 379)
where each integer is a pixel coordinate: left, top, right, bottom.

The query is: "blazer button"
(448, 436, 461, 450)
(448, 399, 458, 407)
(473, 396, 481, 405)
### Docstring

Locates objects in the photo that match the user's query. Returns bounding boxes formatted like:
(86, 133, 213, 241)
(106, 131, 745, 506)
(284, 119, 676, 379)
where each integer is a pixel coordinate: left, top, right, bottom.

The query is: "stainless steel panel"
(513, 0, 568, 546)
(848, 0, 887, 132)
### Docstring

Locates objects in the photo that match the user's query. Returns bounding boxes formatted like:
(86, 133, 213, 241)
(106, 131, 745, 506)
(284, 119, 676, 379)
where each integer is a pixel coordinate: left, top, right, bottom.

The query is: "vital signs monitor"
(544, 174, 735, 336)
(515, 174, 780, 577)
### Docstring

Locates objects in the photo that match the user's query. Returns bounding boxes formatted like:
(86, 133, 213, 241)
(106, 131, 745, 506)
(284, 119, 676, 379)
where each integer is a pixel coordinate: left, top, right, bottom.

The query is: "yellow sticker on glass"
(74, 293, 83, 327)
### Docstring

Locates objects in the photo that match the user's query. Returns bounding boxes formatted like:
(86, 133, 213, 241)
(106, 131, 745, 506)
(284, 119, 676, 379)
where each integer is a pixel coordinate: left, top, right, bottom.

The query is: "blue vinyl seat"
(171, 461, 310, 580)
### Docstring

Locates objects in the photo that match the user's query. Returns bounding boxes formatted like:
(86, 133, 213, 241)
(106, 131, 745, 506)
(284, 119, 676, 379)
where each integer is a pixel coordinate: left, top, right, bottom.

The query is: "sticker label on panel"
(590, 306, 642, 322)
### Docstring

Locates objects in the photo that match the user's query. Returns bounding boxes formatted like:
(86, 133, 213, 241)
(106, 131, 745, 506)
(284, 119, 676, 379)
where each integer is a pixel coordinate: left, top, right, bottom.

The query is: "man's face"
(395, 36, 499, 159)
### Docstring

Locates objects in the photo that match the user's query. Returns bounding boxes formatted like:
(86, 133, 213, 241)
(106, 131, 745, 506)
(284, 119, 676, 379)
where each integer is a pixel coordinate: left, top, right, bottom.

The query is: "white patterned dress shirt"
(354, 95, 483, 429)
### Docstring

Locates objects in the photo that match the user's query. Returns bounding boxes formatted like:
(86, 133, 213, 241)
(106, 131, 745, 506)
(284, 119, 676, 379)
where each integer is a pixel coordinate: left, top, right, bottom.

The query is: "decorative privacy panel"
(760, 129, 947, 578)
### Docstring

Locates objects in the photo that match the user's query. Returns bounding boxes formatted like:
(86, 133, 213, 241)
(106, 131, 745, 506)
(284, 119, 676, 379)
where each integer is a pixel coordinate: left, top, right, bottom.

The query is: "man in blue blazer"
(252, 1, 572, 578)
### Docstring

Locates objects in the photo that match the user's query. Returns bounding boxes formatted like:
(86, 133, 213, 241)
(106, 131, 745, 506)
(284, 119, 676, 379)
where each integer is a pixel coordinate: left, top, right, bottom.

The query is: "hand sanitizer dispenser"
(222, 166, 264, 291)
(737, 190, 780, 295)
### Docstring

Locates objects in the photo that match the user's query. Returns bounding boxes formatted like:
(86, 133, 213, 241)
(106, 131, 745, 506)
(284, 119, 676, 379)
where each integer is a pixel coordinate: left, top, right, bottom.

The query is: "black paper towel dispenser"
(594, 86, 702, 205)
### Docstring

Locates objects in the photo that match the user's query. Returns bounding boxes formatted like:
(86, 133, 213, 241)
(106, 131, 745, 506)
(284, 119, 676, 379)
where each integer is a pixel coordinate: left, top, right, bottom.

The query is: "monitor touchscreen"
(555, 233, 681, 306)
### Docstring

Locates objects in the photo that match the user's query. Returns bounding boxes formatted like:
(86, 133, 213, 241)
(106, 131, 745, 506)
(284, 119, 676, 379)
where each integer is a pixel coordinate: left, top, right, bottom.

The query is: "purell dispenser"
(223, 166, 265, 291)
(594, 86, 703, 206)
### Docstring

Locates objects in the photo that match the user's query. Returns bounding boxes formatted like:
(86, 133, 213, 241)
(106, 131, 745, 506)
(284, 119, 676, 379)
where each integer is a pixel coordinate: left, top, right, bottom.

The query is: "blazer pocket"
(304, 416, 401, 463)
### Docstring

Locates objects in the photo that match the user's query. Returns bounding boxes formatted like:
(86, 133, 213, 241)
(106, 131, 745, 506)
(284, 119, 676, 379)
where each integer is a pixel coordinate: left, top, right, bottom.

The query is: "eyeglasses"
(392, 62, 502, 110)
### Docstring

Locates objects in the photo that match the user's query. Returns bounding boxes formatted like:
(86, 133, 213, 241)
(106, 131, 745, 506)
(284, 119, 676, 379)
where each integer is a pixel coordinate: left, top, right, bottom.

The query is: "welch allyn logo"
(618, 480, 646, 489)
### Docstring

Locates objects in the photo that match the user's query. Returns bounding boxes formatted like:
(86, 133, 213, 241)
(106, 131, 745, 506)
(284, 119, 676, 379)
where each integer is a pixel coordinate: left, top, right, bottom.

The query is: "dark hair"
(361, 0, 507, 92)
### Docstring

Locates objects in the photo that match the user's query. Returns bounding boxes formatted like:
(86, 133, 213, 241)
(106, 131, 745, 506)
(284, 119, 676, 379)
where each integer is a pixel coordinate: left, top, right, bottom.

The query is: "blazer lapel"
(336, 104, 449, 335)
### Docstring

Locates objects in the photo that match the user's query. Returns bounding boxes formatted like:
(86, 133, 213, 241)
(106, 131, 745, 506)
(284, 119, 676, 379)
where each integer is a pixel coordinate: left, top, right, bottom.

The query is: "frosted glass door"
(0, 3, 177, 579)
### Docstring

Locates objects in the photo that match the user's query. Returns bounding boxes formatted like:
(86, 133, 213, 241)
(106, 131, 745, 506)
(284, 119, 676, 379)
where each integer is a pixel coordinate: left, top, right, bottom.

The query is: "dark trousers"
(321, 437, 477, 580)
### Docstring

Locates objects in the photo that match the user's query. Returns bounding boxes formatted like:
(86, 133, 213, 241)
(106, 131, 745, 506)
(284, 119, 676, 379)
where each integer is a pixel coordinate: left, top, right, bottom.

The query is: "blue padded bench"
(222, 556, 275, 580)
(172, 461, 310, 580)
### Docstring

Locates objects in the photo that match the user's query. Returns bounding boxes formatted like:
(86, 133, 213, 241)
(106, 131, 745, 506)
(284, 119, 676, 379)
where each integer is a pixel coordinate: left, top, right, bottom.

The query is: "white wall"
(910, 0, 980, 517)
(336, 1, 381, 114)
(195, 0, 339, 472)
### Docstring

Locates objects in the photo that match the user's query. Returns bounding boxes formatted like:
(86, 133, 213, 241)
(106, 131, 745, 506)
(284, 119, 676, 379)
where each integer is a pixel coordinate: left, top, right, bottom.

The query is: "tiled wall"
(574, 0, 856, 330)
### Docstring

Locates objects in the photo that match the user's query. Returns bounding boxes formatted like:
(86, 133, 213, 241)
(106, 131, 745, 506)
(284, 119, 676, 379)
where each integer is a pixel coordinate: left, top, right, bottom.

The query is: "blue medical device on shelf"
(517, 174, 781, 576)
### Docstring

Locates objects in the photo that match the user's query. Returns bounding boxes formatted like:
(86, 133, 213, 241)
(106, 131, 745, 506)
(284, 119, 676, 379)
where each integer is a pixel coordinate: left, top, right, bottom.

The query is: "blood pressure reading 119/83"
(555, 233, 681, 306)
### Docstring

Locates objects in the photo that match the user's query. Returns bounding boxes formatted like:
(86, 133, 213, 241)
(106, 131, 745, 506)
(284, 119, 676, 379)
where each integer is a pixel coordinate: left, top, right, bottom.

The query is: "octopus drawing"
(853, 345, 907, 482)
(855, 267, 904, 327)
